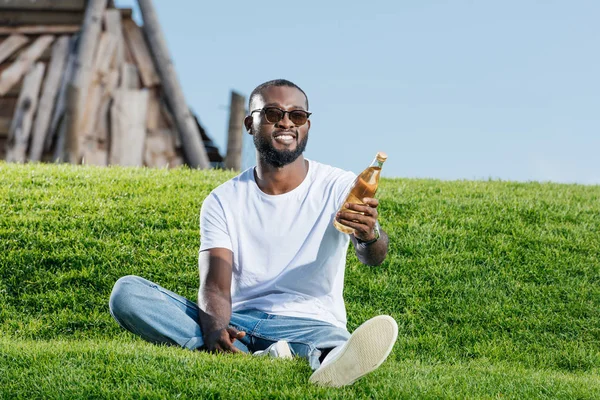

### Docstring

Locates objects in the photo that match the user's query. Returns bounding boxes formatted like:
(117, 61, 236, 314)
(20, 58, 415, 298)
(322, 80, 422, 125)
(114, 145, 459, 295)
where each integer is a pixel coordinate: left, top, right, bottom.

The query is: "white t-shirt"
(199, 159, 356, 329)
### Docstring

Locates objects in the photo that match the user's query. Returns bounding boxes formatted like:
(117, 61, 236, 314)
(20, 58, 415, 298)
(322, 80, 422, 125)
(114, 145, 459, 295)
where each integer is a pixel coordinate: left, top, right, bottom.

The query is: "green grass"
(1, 161, 599, 399)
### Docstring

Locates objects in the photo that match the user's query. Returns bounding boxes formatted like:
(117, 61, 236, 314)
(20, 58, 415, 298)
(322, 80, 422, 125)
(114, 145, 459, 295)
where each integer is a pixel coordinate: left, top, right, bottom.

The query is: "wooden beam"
(103, 9, 124, 69)
(0, 34, 29, 64)
(64, 0, 107, 164)
(29, 36, 70, 162)
(121, 18, 159, 87)
(0, 116, 10, 137)
(138, 0, 209, 169)
(109, 89, 148, 166)
(0, 25, 80, 35)
(0, 35, 54, 96)
(0, 0, 86, 11)
(5, 62, 45, 163)
(225, 91, 246, 170)
(45, 35, 76, 154)
(0, 11, 84, 26)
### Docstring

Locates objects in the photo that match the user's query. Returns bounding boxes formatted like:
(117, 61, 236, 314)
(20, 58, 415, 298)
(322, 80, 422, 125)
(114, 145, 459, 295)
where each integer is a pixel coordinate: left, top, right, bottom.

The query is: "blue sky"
(116, 1, 599, 184)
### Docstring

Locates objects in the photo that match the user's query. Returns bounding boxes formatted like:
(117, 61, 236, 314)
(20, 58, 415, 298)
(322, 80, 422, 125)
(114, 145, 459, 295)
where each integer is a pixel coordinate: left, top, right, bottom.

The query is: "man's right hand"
(203, 327, 246, 353)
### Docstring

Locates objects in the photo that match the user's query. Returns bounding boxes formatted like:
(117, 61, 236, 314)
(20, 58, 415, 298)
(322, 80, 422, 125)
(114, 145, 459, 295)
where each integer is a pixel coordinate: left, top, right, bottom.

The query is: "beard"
(253, 132, 308, 168)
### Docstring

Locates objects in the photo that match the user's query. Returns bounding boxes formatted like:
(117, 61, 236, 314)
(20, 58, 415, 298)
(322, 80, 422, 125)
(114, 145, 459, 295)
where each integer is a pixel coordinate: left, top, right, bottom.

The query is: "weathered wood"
(93, 32, 117, 80)
(109, 89, 148, 166)
(121, 18, 160, 87)
(225, 91, 246, 170)
(138, 0, 209, 169)
(46, 35, 76, 153)
(0, 0, 86, 10)
(146, 87, 160, 131)
(64, 0, 107, 164)
(0, 25, 80, 35)
(158, 98, 180, 147)
(120, 62, 140, 89)
(6, 42, 53, 62)
(0, 34, 29, 64)
(0, 35, 54, 96)
(0, 116, 10, 136)
(0, 97, 18, 118)
(95, 68, 119, 143)
(29, 35, 70, 162)
(103, 9, 124, 69)
(0, 11, 84, 26)
(6, 62, 45, 163)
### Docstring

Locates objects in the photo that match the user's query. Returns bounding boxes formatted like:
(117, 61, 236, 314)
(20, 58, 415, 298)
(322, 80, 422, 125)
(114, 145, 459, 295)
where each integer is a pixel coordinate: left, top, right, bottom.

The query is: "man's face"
(245, 86, 311, 168)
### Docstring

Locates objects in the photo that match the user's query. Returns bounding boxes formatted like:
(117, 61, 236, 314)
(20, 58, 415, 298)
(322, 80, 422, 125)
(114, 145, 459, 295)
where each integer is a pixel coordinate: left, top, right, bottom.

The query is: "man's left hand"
(336, 197, 379, 241)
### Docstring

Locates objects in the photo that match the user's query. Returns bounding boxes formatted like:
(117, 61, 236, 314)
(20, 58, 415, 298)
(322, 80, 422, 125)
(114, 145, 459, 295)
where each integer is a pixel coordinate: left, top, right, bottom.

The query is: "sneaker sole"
(309, 315, 398, 387)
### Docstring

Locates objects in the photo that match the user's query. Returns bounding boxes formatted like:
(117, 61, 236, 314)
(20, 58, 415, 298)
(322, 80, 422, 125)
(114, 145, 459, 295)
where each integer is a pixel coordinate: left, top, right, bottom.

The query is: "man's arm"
(198, 247, 245, 353)
(335, 197, 389, 266)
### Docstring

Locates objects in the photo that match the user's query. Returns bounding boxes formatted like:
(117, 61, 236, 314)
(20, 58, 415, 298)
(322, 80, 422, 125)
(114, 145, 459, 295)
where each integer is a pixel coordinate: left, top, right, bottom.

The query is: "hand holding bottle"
(335, 197, 380, 242)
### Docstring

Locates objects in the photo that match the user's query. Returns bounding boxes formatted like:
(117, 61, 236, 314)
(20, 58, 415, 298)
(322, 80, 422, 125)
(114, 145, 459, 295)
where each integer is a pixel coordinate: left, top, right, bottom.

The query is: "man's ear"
(244, 115, 253, 134)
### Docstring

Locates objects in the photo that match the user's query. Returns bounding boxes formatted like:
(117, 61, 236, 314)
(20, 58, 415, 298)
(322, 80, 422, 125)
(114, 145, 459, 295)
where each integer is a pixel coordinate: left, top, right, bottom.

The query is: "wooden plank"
(0, 25, 80, 36)
(121, 18, 159, 87)
(6, 42, 53, 62)
(120, 62, 140, 89)
(95, 68, 119, 143)
(92, 32, 117, 82)
(146, 87, 160, 131)
(225, 91, 246, 170)
(0, 97, 18, 118)
(0, 116, 10, 137)
(0, 34, 29, 64)
(109, 89, 148, 166)
(0, 11, 84, 26)
(5, 62, 45, 163)
(29, 36, 70, 162)
(103, 9, 124, 69)
(45, 35, 76, 153)
(159, 99, 181, 148)
(64, 0, 107, 163)
(0, 0, 86, 11)
(138, 0, 208, 168)
(144, 129, 173, 168)
(0, 35, 54, 96)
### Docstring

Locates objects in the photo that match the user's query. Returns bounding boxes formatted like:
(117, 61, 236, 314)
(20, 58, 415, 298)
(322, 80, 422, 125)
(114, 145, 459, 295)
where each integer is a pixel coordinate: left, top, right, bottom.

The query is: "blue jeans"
(109, 275, 350, 370)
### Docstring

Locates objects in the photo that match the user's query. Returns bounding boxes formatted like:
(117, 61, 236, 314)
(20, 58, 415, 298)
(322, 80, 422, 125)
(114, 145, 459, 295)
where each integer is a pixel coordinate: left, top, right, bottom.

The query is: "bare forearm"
(197, 287, 232, 337)
(353, 229, 389, 266)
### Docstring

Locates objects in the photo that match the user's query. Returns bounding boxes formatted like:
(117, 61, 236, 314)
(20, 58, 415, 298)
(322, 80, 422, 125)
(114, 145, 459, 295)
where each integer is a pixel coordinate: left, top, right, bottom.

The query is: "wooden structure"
(0, 0, 223, 168)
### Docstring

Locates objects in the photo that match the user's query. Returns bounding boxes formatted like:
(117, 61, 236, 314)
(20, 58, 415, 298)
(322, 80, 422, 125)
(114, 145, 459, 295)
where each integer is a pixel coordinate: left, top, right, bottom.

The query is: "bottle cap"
(376, 152, 388, 162)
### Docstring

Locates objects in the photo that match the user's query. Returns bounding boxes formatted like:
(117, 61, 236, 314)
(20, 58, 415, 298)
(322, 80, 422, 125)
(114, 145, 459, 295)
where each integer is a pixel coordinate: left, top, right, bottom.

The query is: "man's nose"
(275, 112, 294, 129)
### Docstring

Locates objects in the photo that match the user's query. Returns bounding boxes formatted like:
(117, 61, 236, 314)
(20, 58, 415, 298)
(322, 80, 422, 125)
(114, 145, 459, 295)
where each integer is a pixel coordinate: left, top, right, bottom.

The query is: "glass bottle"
(334, 152, 387, 234)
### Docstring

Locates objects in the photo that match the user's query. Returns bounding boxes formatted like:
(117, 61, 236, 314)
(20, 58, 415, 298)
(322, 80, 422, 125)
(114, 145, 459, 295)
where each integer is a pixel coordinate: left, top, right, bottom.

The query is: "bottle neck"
(370, 157, 385, 169)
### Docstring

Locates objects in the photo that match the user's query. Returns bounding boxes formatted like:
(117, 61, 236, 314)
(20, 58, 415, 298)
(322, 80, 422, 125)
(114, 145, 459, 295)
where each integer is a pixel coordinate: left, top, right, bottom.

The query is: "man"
(109, 79, 398, 387)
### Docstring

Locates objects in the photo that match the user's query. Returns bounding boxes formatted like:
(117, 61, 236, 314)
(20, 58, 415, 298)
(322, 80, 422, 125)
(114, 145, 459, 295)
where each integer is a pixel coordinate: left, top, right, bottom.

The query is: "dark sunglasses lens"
(290, 111, 308, 125)
(264, 108, 283, 123)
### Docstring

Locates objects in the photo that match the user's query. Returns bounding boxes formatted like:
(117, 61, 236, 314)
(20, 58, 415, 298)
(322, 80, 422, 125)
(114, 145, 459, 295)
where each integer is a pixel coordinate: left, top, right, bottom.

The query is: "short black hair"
(249, 79, 309, 111)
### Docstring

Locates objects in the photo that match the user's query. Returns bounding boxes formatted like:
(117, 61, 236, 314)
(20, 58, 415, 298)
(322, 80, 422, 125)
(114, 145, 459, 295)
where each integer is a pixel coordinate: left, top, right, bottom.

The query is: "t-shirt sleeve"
(199, 192, 233, 252)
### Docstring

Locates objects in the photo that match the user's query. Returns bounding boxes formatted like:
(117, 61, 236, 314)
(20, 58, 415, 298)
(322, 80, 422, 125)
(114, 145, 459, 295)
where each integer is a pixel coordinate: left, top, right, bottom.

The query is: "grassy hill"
(0, 161, 599, 399)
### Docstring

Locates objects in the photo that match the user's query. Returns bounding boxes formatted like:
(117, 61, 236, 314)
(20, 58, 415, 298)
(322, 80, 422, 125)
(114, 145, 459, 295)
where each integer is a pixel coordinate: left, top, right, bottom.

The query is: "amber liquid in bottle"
(334, 152, 386, 234)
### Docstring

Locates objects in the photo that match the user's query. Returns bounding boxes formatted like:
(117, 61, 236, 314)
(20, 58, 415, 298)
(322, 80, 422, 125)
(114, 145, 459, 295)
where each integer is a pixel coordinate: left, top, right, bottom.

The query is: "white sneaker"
(253, 340, 293, 359)
(309, 315, 398, 387)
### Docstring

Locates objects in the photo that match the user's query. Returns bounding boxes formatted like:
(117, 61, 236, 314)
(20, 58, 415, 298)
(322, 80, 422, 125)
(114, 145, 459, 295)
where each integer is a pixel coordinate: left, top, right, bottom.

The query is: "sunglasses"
(251, 107, 312, 126)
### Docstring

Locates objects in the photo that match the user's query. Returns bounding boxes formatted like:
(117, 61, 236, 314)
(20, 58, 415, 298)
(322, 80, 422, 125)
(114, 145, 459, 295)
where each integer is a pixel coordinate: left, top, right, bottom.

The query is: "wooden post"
(137, 0, 210, 169)
(63, 0, 107, 164)
(0, 35, 54, 96)
(0, 34, 29, 65)
(6, 63, 45, 163)
(225, 91, 245, 171)
(29, 36, 70, 162)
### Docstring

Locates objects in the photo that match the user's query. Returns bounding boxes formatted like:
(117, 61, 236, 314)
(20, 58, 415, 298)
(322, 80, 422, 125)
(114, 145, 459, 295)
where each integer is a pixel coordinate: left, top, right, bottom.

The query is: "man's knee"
(109, 275, 145, 318)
